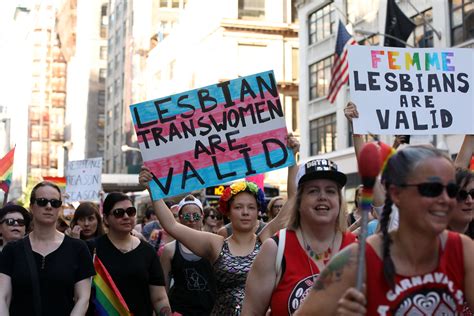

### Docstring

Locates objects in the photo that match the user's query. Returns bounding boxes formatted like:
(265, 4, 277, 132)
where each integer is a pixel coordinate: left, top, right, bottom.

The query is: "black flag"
(384, 0, 416, 47)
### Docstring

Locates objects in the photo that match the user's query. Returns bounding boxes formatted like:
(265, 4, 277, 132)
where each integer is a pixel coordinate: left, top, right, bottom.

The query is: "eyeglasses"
(181, 212, 202, 222)
(111, 207, 137, 218)
(34, 198, 63, 208)
(399, 182, 459, 198)
(0, 218, 26, 226)
(458, 189, 474, 201)
(209, 214, 222, 220)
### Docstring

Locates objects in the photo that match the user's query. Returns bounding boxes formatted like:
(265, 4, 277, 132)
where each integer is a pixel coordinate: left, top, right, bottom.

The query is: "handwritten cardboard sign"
(348, 46, 474, 135)
(130, 70, 294, 200)
(65, 157, 103, 202)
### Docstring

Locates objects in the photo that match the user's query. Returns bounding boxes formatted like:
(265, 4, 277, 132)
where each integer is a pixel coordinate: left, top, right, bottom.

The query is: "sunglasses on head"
(34, 198, 62, 208)
(111, 207, 137, 218)
(399, 182, 459, 198)
(0, 218, 26, 226)
(209, 214, 222, 220)
(181, 212, 202, 222)
(458, 189, 474, 201)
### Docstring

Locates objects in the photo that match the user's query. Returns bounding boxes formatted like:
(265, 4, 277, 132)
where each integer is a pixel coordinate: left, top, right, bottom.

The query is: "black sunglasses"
(209, 214, 222, 220)
(399, 182, 459, 198)
(34, 198, 63, 208)
(0, 218, 26, 226)
(111, 207, 137, 218)
(458, 189, 474, 201)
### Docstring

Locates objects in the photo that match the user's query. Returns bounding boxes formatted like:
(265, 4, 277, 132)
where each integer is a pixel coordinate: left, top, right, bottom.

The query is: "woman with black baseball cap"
(242, 158, 356, 315)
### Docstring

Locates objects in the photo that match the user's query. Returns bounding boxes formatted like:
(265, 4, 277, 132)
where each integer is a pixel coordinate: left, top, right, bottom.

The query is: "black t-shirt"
(95, 235, 165, 316)
(0, 235, 95, 316)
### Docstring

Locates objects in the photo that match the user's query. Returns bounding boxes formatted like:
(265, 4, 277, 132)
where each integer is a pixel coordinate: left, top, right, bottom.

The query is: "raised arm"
(455, 135, 474, 168)
(241, 238, 279, 315)
(295, 244, 361, 315)
(258, 134, 299, 242)
(344, 102, 364, 158)
(139, 167, 224, 262)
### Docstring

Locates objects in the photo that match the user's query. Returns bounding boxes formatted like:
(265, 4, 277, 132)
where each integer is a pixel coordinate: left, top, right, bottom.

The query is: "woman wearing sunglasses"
(0, 205, 31, 249)
(0, 181, 95, 316)
(295, 145, 474, 315)
(203, 206, 224, 234)
(160, 195, 216, 315)
(92, 192, 171, 315)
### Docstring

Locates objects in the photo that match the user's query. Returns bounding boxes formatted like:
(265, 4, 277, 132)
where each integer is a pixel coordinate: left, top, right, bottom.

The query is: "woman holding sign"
(294, 146, 474, 315)
(139, 134, 299, 315)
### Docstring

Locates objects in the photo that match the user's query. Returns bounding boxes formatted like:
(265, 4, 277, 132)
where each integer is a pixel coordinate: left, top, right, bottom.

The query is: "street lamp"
(121, 144, 141, 153)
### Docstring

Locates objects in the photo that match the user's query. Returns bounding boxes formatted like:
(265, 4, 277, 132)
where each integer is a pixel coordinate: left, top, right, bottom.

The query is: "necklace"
(301, 229, 337, 263)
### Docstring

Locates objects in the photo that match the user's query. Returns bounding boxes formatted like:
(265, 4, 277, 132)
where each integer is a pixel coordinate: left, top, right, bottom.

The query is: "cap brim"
(298, 171, 347, 187)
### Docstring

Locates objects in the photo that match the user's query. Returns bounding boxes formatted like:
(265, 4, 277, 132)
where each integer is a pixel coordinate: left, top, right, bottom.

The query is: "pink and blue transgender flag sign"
(130, 70, 295, 200)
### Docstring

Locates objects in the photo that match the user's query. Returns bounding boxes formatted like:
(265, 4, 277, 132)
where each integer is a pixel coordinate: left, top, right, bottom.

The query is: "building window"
(238, 0, 265, 19)
(308, 2, 335, 45)
(172, 0, 179, 8)
(310, 114, 336, 155)
(160, 0, 168, 7)
(291, 98, 299, 132)
(358, 34, 380, 46)
(98, 91, 105, 106)
(100, 46, 107, 60)
(309, 56, 333, 100)
(291, 0, 298, 23)
(450, 0, 474, 46)
(99, 68, 106, 83)
(292, 47, 299, 81)
(409, 8, 434, 47)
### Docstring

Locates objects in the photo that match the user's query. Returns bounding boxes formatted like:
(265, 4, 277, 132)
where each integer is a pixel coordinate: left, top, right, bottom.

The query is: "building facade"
(56, 0, 108, 166)
(297, 0, 474, 198)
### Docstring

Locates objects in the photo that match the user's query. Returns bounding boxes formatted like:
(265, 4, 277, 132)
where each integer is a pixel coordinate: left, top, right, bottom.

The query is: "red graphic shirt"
(366, 231, 465, 315)
(270, 230, 356, 315)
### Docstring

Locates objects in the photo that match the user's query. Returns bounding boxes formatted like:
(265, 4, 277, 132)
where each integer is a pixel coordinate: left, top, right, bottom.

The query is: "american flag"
(327, 21, 357, 104)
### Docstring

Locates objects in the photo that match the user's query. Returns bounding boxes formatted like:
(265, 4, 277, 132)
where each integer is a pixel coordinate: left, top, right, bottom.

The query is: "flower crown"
(218, 181, 266, 215)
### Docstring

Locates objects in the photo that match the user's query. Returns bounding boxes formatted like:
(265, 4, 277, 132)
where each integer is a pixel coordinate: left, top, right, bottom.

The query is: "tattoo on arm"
(313, 247, 356, 291)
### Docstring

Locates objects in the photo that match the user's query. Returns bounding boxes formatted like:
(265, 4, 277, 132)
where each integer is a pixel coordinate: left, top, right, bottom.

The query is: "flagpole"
(354, 29, 415, 47)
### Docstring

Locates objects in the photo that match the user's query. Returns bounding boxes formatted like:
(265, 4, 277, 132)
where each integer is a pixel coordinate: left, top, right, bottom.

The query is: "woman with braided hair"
(295, 145, 474, 315)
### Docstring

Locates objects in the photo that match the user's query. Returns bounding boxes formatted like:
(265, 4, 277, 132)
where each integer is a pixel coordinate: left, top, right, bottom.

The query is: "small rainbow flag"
(0, 147, 15, 193)
(92, 255, 133, 316)
(42, 176, 67, 190)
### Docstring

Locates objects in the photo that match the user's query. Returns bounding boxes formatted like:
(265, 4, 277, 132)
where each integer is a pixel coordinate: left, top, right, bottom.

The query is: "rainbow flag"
(0, 147, 15, 193)
(42, 176, 67, 190)
(92, 256, 132, 316)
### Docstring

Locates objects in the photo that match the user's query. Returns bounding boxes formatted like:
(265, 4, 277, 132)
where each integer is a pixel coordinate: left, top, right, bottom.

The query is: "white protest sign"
(348, 46, 474, 135)
(65, 157, 103, 202)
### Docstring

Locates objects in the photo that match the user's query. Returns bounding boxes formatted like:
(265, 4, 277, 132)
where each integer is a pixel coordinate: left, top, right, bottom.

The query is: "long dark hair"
(380, 145, 452, 289)
(70, 202, 105, 239)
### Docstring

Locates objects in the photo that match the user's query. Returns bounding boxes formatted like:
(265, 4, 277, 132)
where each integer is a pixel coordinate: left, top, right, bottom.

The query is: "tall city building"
(297, 0, 474, 199)
(27, 2, 67, 179)
(56, 0, 108, 164)
(145, 0, 300, 190)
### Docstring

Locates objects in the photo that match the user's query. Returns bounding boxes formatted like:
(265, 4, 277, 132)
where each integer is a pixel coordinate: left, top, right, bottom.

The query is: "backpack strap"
(23, 236, 42, 316)
(275, 228, 286, 281)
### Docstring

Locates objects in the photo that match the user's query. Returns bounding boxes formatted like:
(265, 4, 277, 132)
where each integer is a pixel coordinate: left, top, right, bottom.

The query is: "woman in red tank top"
(295, 145, 474, 315)
(242, 158, 357, 315)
